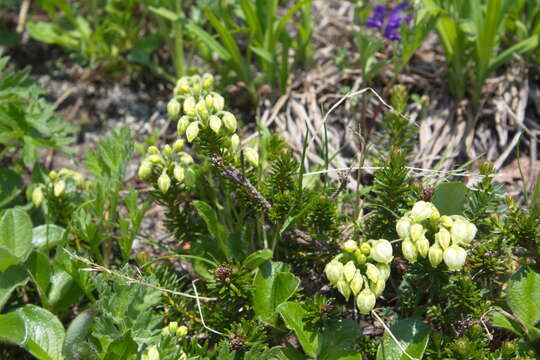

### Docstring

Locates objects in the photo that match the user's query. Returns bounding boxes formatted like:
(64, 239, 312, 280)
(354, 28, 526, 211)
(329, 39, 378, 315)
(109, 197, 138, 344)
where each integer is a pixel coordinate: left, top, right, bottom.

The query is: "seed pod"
(416, 238, 430, 258)
(195, 99, 208, 118)
(202, 73, 214, 90)
(177, 116, 191, 136)
(428, 244, 444, 267)
(410, 201, 432, 222)
(342, 240, 358, 252)
(54, 180, 66, 197)
(434, 228, 451, 249)
(402, 240, 418, 263)
(167, 98, 181, 120)
(396, 217, 411, 240)
(138, 160, 153, 179)
(356, 289, 376, 314)
(443, 246, 467, 271)
(209, 115, 222, 134)
(365, 263, 380, 283)
(173, 165, 185, 182)
(350, 270, 364, 295)
(186, 121, 199, 143)
(343, 261, 356, 282)
(212, 93, 225, 112)
(222, 111, 237, 132)
(230, 134, 240, 150)
(370, 278, 386, 297)
(172, 139, 185, 152)
(243, 147, 259, 167)
(409, 223, 425, 243)
(32, 187, 44, 207)
(158, 170, 171, 193)
(325, 260, 343, 284)
(370, 239, 393, 263)
(183, 97, 196, 116)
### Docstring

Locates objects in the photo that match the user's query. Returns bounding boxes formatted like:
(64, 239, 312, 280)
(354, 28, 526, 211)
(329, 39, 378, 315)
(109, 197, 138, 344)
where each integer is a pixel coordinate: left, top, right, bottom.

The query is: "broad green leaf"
(0, 311, 26, 346)
(253, 261, 300, 324)
(16, 304, 65, 360)
(0, 248, 19, 272)
(431, 182, 468, 215)
(26, 251, 51, 306)
(186, 23, 231, 61)
(506, 266, 540, 326)
(243, 249, 273, 269)
(48, 269, 82, 312)
(192, 200, 227, 242)
(32, 224, 66, 251)
(103, 331, 138, 360)
(490, 311, 524, 337)
(376, 318, 431, 360)
(0, 208, 33, 261)
(0, 265, 29, 311)
(277, 302, 318, 357)
(0, 169, 23, 208)
(319, 319, 362, 360)
(63, 310, 95, 359)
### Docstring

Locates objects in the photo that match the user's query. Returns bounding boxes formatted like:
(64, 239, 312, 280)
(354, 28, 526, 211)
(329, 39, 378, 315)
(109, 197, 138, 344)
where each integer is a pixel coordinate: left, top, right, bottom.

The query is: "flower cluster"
(396, 201, 477, 271)
(366, 2, 411, 41)
(141, 323, 188, 360)
(325, 239, 393, 314)
(31, 168, 86, 207)
(138, 140, 196, 193)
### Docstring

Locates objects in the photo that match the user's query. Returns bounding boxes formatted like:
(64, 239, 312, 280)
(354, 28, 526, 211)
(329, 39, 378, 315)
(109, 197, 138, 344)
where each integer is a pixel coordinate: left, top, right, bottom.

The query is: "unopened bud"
(172, 139, 185, 152)
(179, 153, 194, 165)
(325, 260, 343, 284)
(376, 263, 391, 281)
(434, 228, 451, 249)
(243, 147, 259, 167)
(205, 94, 214, 109)
(167, 98, 181, 120)
(186, 121, 199, 143)
(370, 239, 393, 264)
(396, 217, 411, 240)
(409, 223, 425, 242)
(370, 278, 386, 297)
(202, 73, 214, 90)
(350, 270, 364, 295)
(428, 244, 443, 267)
(443, 246, 467, 271)
(49, 170, 58, 181)
(429, 203, 440, 221)
(173, 165, 185, 182)
(191, 75, 202, 94)
(147, 146, 160, 155)
(343, 261, 356, 282)
(195, 99, 208, 118)
(230, 134, 240, 150)
(441, 215, 453, 228)
(54, 180, 66, 197)
(168, 321, 178, 333)
(213, 93, 225, 112)
(336, 279, 351, 301)
(222, 111, 237, 132)
(176, 77, 190, 94)
(360, 243, 371, 255)
(354, 249, 367, 264)
(147, 346, 160, 360)
(451, 221, 476, 245)
(365, 263, 380, 283)
(183, 97, 196, 116)
(402, 240, 418, 263)
(177, 325, 188, 337)
(416, 238, 430, 258)
(356, 289, 376, 314)
(343, 240, 358, 252)
(177, 116, 191, 136)
(158, 170, 171, 193)
(138, 160, 153, 179)
(32, 187, 44, 207)
(209, 115, 222, 134)
(163, 144, 172, 157)
(410, 201, 432, 222)
(148, 154, 162, 164)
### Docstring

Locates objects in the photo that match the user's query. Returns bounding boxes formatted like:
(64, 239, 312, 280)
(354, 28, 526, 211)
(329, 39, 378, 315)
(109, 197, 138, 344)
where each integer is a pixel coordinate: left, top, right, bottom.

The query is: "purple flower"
(366, 2, 411, 41)
(366, 5, 386, 29)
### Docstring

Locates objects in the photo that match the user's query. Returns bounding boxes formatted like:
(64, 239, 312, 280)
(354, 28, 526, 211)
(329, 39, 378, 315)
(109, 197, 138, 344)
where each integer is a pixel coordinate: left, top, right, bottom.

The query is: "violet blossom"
(366, 2, 411, 41)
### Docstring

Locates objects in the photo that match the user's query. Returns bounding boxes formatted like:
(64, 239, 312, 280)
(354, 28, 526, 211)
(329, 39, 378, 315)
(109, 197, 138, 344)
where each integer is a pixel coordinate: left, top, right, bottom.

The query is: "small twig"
(371, 309, 421, 360)
(330, 172, 349, 200)
(63, 249, 216, 302)
(192, 280, 225, 336)
(479, 308, 529, 341)
(16, 0, 30, 33)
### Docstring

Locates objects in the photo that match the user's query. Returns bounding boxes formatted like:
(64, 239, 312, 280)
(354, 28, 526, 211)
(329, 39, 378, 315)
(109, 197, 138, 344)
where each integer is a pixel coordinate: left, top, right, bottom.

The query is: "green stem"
(172, 0, 186, 78)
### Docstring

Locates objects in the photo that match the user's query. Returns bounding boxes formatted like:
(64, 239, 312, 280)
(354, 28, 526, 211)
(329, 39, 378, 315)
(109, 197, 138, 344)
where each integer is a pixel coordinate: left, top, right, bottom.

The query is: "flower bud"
(183, 97, 196, 116)
(179, 153, 194, 165)
(32, 187, 44, 207)
(147, 346, 160, 360)
(429, 203, 440, 221)
(325, 260, 343, 284)
(212, 93, 225, 112)
(376, 263, 391, 281)
(167, 98, 181, 120)
(450, 215, 467, 223)
(443, 246, 467, 271)
(163, 144, 172, 157)
(184, 168, 196, 187)
(230, 134, 240, 150)
(178, 352, 187, 360)
(138, 160, 153, 179)
(370, 239, 393, 264)
(354, 250, 367, 265)
(428, 244, 443, 267)
(176, 325, 188, 337)
(158, 170, 171, 193)
(195, 99, 208, 118)
(365, 263, 380, 283)
(173, 165, 185, 182)
(49, 170, 58, 181)
(410, 201, 432, 222)
(396, 217, 411, 240)
(147, 146, 160, 155)
(356, 289, 376, 314)
(451, 221, 476, 245)
(434, 228, 451, 249)
(176, 77, 190, 94)
(370, 278, 386, 297)
(168, 321, 178, 333)
(441, 215, 453, 228)
(202, 73, 213, 90)
(343, 261, 356, 282)
(177, 116, 190, 136)
(209, 115, 222, 134)
(222, 111, 237, 132)
(186, 121, 199, 143)
(161, 327, 171, 336)
(343, 240, 358, 252)
(416, 238, 430, 258)
(191, 75, 202, 94)
(148, 154, 162, 164)
(54, 180, 66, 197)
(402, 240, 417, 263)
(360, 243, 371, 255)
(172, 139, 185, 152)
(336, 279, 351, 301)
(243, 147, 259, 167)
(409, 223, 425, 243)
(205, 94, 214, 109)
(350, 270, 363, 295)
